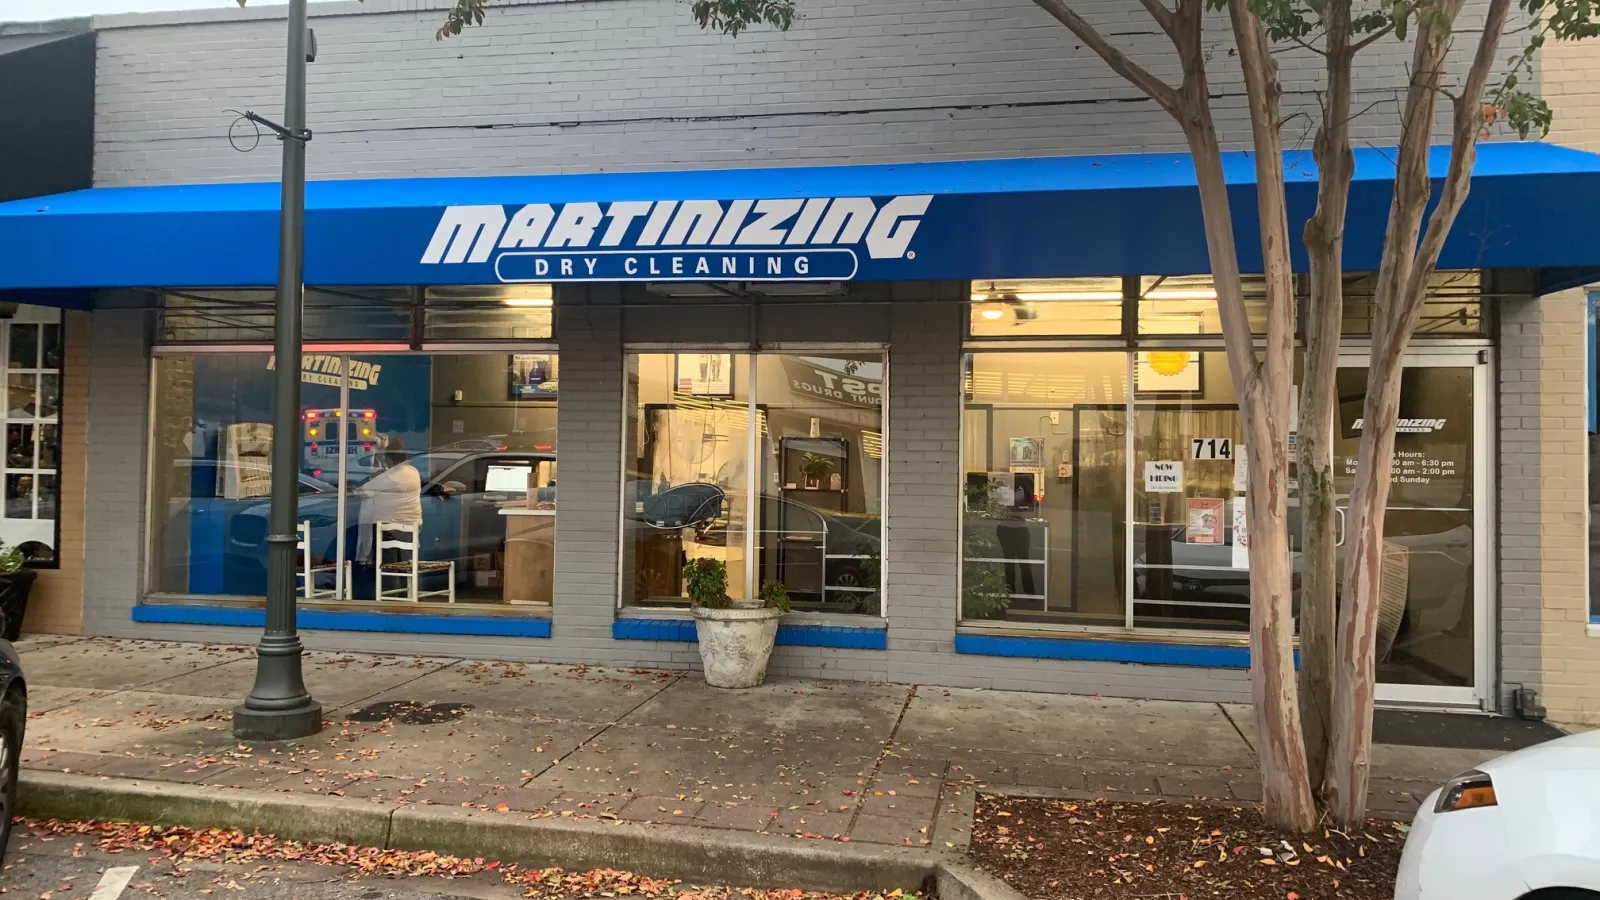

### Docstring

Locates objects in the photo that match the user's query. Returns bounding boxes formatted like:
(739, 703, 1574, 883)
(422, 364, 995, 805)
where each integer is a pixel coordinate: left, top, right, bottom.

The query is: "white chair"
(295, 522, 347, 600)
(375, 521, 456, 603)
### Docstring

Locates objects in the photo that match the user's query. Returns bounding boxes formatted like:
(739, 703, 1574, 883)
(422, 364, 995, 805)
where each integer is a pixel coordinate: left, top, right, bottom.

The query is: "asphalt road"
(0, 831, 521, 900)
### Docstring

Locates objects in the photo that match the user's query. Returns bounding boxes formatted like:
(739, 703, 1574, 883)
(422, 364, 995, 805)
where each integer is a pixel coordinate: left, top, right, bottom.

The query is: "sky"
(6, 0, 334, 22)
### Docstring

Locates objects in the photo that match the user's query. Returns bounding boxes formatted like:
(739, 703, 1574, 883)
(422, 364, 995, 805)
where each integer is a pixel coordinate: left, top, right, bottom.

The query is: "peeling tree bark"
(1297, 0, 1355, 796)
(1045, 0, 1315, 832)
(1228, 0, 1317, 833)
(1325, 0, 1512, 826)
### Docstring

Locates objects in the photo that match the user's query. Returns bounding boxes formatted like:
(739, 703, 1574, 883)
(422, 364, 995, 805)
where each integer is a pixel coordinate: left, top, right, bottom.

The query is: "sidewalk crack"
(518, 671, 684, 788)
(846, 683, 917, 835)
(1218, 702, 1256, 755)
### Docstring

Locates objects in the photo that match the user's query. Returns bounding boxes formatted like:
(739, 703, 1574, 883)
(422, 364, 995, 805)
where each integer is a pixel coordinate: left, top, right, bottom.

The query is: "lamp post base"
(232, 700, 323, 741)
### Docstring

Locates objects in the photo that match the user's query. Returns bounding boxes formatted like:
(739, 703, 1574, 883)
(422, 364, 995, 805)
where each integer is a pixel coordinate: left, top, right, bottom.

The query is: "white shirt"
(356, 462, 422, 561)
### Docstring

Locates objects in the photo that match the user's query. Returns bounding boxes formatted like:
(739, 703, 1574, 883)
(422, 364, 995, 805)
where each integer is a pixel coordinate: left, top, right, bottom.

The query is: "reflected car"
(159, 453, 557, 597)
(155, 460, 340, 595)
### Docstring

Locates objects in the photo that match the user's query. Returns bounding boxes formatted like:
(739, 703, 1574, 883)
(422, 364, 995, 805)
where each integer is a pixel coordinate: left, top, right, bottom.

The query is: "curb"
(18, 771, 394, 848)
(19, 771, 940, 893)
(933, 862, 1032, 900)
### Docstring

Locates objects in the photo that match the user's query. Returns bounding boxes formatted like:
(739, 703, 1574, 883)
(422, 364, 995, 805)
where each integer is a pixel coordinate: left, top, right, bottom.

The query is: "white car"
(1396, 729, 1600, 899)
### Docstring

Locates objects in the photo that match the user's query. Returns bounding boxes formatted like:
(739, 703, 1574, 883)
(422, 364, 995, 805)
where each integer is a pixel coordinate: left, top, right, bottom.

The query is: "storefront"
(3, 144, 1600, 716)
(0, 17, 94, 635)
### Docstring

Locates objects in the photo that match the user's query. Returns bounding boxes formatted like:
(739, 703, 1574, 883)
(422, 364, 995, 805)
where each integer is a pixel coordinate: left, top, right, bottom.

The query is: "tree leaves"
(689, 0, 799, 36)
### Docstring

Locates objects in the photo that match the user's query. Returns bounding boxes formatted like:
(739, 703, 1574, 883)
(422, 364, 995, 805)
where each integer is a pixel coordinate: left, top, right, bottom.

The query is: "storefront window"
(970, 278, 1123, 337)
(424, 286, 555, 341)
(1138, 274, 1269, 335)
(962, 350, 1255, 632)
(0, 311, 63, 566)
(622, 351, 884, 614)
(148, 351, 557, 608)
(158, 288, 414, 344)
(1341, 271, 1483, 336)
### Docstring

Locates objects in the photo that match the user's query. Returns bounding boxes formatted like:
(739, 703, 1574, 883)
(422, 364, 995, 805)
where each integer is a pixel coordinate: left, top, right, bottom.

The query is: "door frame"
(1336, 346, 1492, 710)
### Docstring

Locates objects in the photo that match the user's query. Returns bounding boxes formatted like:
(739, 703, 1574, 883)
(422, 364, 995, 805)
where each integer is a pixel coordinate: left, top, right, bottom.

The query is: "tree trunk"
(1325, 0, 1509, 825)
(1297, 0, 1355, 796)
(1227, 0, 1317, 833)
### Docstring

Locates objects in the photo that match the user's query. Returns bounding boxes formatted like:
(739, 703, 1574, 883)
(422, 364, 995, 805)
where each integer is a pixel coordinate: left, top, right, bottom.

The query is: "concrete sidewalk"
(13, 636, 1498, 849)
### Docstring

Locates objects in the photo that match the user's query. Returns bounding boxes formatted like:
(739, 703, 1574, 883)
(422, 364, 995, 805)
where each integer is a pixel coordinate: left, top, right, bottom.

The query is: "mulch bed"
(965, 795, 1407, 899)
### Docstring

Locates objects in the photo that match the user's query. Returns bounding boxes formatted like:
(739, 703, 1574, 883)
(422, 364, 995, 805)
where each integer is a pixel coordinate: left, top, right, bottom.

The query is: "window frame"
(616, 345, 889, 619)
(0, 313, 65, 569)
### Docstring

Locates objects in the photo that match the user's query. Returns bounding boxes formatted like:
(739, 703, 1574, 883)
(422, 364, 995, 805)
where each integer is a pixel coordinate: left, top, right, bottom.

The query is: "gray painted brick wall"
(88, 0, 1519, 187)
(1498, 296, 1544, 710)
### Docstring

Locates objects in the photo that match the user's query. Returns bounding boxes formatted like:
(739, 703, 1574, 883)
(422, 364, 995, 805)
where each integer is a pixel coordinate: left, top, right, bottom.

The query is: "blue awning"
(3, 142, 1600, 292)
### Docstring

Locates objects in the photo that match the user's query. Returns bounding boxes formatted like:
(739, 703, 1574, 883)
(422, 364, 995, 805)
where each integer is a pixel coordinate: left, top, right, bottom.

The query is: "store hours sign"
(419, 196, 933, 283)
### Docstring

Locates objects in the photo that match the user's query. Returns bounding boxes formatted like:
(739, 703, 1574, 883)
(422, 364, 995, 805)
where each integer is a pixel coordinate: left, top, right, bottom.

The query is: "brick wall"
(1499, 290, 1597, 727)
(82, 307, 154, 639)
(1543, 32, 1600, 152)
(88, 0, 1516, 187)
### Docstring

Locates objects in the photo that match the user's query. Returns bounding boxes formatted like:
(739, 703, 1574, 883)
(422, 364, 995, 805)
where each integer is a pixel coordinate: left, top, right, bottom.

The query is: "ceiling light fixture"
(980, 307, 1005, 320)
(504, 298, 554, 307)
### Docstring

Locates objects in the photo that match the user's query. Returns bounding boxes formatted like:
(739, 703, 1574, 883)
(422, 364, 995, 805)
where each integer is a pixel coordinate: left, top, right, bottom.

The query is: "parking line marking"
(88, 866, 139, 900)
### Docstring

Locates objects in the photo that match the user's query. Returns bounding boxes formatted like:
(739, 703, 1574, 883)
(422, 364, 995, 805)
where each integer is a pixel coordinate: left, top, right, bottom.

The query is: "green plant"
(682, 558, 730, 609)
(962, 483, 1011, 620)
(759, 579, 791, 613)
(799, 452, 834, 483)
(0, 544, 25, 577)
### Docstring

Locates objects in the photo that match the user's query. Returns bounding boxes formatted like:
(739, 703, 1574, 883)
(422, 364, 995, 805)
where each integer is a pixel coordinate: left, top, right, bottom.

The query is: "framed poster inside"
(675, 353, 734, 397)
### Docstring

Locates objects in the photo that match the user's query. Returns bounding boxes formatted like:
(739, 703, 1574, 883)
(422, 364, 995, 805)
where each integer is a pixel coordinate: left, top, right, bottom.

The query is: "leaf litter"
(20, 818, 921, 900)
(965, 795, 1406, 899)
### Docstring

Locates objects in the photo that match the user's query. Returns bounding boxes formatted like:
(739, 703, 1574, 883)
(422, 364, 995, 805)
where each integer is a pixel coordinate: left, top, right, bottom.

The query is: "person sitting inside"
(351, 438, 422, 599)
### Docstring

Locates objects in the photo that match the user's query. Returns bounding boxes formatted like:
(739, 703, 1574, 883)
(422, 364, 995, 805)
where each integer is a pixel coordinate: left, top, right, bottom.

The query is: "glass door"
(1333, 351, 1488, 707)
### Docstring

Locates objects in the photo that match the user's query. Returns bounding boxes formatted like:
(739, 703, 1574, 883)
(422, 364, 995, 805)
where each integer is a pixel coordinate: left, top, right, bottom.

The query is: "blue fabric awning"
(3, 142, 1600, 292)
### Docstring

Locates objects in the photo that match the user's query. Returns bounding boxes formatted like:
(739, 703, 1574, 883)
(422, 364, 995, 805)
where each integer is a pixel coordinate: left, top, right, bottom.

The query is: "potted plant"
(0, 544, 37, 642)
(684, 559, 790, 688)
(799, 452, 833, 490)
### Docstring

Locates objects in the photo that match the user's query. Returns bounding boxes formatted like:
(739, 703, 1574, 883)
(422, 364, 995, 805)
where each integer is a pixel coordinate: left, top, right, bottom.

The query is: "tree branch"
(1397, 0, 1513, 342)
(1031, 0, 1183, 115)
(1138, 0, 1177, 38)
(1350, 22, 1396, 54)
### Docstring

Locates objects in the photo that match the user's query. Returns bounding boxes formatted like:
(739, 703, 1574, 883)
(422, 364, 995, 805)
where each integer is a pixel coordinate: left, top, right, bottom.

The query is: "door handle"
(1335, 507, 1347, 547)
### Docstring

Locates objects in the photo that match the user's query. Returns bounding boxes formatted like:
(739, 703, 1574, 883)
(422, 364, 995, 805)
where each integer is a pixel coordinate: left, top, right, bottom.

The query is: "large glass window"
(623, 352, 884, 614)
(148, 351, 557, 609)
(0, 311, 63, 566)
(962, 350, 1258, 633)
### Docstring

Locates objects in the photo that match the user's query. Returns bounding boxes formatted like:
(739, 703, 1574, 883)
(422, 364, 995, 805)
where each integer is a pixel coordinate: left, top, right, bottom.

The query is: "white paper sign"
(1144, 460, 1184, 493)
(1233, 449, 1248, 493)
(1190, 437, 1233, 460)
(1231, 498, 1250, 569)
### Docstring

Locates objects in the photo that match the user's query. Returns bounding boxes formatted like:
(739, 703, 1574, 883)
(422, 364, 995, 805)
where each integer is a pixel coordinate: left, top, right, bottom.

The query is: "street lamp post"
(233, 0, 323, 741)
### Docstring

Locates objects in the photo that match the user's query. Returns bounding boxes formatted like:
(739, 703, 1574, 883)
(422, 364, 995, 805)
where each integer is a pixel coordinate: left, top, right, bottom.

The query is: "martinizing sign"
(419, 196, 932, 283)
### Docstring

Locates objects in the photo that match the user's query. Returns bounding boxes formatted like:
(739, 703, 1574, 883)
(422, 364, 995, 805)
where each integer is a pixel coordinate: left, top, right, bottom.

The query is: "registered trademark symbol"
(905, 251, 916, 260)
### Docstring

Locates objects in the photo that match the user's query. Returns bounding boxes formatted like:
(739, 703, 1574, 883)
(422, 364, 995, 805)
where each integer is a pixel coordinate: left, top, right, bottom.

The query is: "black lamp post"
(233, 0, 323, 741)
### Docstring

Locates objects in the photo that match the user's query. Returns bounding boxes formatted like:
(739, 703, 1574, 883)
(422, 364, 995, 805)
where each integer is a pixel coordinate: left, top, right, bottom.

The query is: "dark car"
(0, 636, 25, 863)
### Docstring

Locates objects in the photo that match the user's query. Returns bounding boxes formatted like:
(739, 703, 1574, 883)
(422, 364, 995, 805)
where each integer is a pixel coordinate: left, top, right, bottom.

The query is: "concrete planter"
(691, 601, 782, 688)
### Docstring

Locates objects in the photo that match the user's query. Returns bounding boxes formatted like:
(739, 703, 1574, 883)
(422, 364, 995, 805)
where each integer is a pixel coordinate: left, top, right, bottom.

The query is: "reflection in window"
(147, 352, 557, 609)
(622, 352, 883, 614)
(1138, 274, 1269, 335)
(1341, 271, 1483, 336)
(0, 315, 63, 565)
(424, 285, 555, 341)
(970, 278, 1123, 336)
(961, 350, 1262, 633)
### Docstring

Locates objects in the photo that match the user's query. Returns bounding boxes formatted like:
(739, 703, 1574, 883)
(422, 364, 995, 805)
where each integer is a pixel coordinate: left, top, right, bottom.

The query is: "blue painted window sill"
(955, 631, 1266, 669)
(132, 603, 552, 638)
(613, 617, 886, 650)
